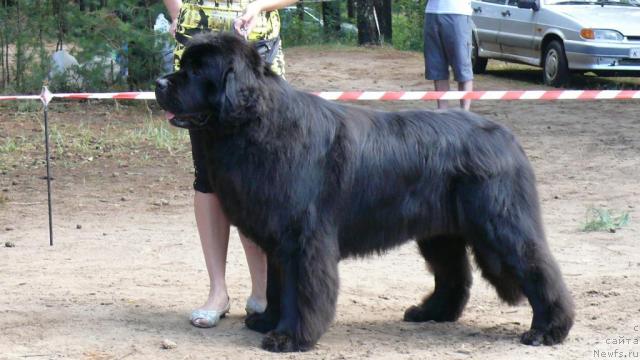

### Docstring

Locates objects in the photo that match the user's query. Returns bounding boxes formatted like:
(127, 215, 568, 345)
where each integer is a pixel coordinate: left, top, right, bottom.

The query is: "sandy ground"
(1, 46, 640, 360)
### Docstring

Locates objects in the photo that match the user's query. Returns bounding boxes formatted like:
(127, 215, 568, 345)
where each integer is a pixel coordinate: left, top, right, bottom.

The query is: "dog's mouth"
(164, 110, 213, 130)
(164, 110, 176, 121)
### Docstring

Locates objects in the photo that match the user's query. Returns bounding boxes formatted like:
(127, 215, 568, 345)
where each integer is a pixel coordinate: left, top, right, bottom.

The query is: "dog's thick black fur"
(155, 32, 574, 352)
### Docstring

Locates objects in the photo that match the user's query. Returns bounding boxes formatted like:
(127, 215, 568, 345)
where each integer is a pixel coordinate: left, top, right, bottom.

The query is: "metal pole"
(40, 86, 54, 246)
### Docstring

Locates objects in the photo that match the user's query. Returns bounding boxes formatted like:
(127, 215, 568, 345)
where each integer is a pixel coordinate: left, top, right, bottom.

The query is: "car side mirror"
(517, 0, 539, 11)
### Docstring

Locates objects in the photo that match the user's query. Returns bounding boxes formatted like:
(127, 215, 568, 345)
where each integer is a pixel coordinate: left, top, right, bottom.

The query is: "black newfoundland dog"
(155, 32, 574, 352)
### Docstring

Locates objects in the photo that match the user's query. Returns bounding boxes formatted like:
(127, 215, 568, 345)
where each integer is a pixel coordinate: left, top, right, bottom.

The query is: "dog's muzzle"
(155, 77, 214, 130)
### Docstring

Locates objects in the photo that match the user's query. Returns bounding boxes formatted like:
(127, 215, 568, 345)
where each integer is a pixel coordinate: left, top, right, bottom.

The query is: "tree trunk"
(357, 0, 385, 45)
(0, 20, 4, 89)
(380, 0, 391, 43)
(15, 0, 21, 89)
(0, 0, 5, 89)
(347, 0, 354, 19)
(296, 2, 304, 21)
(3, 0, 8, 88)
(53, 0, 65, 50)
(321, 1, 341, 40)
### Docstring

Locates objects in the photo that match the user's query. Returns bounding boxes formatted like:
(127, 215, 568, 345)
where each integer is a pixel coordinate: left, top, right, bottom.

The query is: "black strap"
(252, 36, 280, 65)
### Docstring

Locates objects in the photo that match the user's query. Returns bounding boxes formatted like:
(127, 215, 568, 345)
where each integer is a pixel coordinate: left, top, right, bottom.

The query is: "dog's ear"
(219, 42, 269, 122)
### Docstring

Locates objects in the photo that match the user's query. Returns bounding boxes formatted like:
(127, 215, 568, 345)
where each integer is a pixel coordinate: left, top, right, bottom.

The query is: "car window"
(507, 0, 518, 5)
(482, 0, 507, 4)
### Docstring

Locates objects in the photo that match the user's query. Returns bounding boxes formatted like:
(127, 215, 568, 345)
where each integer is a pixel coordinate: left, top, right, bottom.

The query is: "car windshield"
(546, 0, 640, 5)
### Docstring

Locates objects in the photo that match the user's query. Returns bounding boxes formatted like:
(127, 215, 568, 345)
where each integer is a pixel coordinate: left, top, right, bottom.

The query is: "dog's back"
(318, 105, 531, 257)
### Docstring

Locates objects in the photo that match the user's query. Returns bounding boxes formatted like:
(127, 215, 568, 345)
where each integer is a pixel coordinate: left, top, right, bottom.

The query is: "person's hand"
(170, 17, 178, 38)
(234, 2, 261, 37)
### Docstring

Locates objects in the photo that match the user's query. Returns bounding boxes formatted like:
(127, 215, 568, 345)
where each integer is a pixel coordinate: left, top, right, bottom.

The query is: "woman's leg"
(240, 234, 268, 313)
(191, 190, 268, 326)
(191, 191, 231, 326)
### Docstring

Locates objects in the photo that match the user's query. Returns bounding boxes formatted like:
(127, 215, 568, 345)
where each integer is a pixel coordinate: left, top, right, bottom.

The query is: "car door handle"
(501, 10, 511, 16)
(473, 6, 482, 13)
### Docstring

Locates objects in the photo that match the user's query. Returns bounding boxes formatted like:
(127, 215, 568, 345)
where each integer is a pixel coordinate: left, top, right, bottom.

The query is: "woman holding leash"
(162, 0, 297, 328)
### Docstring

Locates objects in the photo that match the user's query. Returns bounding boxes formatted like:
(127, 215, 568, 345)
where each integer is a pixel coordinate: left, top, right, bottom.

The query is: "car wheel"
(543, 40, 570, 87)
(472, 36, 488, 74)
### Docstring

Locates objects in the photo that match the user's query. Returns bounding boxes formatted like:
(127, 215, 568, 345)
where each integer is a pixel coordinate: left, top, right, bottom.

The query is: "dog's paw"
(520, 329, 545, 346)
(245, 312, 278, 334)
(261, 331, 297, 352)
(403, 304, 458, 323)
(520, 327, 568, 346)
(403, 305, 425, 322)
(261, 330, 312, 352)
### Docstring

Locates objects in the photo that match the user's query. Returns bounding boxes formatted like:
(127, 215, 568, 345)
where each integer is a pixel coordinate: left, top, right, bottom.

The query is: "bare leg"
(434, 80, 450, 109)
(240, 232, 268, 312)
(458, 80, 473, 110)
(191, 191, 231, 326)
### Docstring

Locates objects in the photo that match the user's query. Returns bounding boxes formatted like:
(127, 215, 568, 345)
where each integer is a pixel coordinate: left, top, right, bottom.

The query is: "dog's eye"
(191, 69, 204, 77)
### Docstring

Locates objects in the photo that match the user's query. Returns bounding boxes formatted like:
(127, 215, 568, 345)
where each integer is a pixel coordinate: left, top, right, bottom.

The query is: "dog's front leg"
(245, 256, 281, 333)
(261, 232, 340, 352)
(261, 251, 305, 352)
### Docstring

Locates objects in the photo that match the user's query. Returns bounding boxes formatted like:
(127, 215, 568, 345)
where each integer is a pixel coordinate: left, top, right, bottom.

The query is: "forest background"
(0, 0, 423, 94)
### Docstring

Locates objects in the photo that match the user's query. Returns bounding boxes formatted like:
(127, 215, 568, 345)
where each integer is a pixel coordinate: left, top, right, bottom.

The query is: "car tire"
(543, 40, 570, 87)
(472, 36, 488, 74)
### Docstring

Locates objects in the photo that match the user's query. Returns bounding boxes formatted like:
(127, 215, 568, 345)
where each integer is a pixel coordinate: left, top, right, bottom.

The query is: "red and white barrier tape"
(313, 90, 640, 101)
(1, 90, 640, 103)
(0, 95, 42, 101)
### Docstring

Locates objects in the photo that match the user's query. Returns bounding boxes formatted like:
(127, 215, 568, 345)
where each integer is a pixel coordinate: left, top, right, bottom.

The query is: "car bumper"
(565, 41, 640, 71)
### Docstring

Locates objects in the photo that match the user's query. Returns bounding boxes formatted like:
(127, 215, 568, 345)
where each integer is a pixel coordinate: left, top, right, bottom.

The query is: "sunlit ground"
(485, 61, 640, 89)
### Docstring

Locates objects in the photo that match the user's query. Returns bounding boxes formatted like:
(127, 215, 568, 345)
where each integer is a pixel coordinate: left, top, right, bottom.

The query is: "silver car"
(471, 0, 640, 86)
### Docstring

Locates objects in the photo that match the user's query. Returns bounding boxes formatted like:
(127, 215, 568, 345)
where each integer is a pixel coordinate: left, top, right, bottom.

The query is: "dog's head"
(155, 32, 270, 130)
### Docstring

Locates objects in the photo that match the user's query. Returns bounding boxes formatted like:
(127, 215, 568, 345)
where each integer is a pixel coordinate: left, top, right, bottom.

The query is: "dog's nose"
(155, 77, 169, 90)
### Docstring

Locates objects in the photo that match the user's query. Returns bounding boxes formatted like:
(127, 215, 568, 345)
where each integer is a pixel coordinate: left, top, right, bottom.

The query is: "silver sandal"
(190, 301, 231, 328)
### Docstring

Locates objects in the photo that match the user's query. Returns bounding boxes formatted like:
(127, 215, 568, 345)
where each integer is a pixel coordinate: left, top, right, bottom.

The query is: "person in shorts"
(162, 0, 297, 328)
(423, 0, 473, 110)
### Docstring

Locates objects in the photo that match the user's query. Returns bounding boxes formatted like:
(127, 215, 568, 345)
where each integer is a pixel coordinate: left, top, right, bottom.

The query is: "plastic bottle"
(154, 13, 171, 33)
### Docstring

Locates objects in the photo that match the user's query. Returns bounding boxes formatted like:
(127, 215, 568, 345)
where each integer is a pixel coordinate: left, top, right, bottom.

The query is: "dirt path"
(1, 46, 639, 360)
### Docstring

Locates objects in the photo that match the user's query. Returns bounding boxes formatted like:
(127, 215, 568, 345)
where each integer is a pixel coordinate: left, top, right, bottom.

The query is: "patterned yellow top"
(177, 0, 280, 41)
(173, 0, 284, 74)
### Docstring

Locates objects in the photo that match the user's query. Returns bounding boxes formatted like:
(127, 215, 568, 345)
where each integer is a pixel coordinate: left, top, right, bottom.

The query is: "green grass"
(128, 117, 189, 155)
(45, 105, 189, 162)
(16, 100, 42, 113)
(582, 207, 631, 233)
(0, 136, 36, 170)
(0, 137, 20, 154)
(49, 124, 99, 161)
(0, 104, 190, 171)
(0, 192, 7, 205)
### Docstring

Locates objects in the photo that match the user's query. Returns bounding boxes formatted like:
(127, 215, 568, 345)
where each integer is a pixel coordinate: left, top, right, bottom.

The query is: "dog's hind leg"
(471, 224, 574, 345)
(261, 230, 339, 352)
(404, 235, 472, 322)
(462, 178, 574, 345)
(518, 244, 575, 346)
